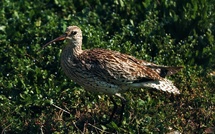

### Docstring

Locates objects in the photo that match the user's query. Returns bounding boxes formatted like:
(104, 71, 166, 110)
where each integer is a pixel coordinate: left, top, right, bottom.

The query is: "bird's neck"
(73, 45, 83, 56)
(64, 42, 83, 58)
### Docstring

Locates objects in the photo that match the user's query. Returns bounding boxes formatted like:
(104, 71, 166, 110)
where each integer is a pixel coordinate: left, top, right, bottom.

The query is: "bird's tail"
(132, 79, 180, 94)
(145, 65, 183, 78)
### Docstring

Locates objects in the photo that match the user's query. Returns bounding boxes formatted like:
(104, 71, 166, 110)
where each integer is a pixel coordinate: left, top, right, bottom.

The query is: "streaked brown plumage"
(43, 25, 182, 124)
(44, 25, 182, 95)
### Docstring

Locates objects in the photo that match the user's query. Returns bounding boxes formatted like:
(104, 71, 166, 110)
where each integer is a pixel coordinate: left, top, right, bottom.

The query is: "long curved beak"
(41, 34, 67, 50)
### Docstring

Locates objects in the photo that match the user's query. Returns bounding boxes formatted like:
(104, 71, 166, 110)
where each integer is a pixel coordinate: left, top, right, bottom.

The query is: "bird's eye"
(71, 31, 77, 35)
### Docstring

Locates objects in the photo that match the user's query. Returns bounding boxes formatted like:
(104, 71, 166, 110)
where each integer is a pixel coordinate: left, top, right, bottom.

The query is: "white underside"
(131, 79, 180, 94)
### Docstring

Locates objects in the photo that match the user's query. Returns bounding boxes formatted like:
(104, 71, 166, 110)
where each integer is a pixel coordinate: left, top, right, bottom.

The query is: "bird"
(43, 25, 182, 124)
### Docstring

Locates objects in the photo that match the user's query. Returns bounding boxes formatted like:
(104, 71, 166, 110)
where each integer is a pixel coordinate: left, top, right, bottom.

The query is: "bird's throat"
(66, 42, 83, 57)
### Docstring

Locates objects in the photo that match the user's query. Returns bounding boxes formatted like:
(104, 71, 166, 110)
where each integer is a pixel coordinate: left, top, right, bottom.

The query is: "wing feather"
(78, 49, 163, 85)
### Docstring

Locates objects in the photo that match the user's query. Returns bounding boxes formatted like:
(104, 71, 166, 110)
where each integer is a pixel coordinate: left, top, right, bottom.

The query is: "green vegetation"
(0, 0, 214, 133)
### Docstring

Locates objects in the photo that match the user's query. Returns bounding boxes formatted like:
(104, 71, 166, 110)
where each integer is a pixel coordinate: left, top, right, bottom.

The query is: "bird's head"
(42, 26, 83, 49)
(64, 26, 82, 45)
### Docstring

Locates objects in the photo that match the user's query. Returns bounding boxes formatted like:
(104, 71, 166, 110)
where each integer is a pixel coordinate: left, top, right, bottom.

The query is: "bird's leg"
(115, 93, 127, 126)
(102, 96, 117, 125)
(101, 94, 126, 126)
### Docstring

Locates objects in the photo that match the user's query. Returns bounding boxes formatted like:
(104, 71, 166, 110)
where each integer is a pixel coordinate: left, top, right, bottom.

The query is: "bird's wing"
(78, 49, 163, 84)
